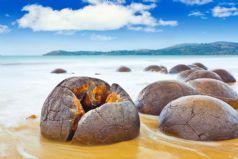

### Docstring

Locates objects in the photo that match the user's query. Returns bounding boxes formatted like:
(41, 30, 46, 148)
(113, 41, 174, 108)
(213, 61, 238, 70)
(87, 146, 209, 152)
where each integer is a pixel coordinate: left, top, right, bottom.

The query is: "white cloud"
(17, 3, 158, 32)
(127, 25, 159, 32)
(83, 0, 125, 5)
(143, 0, 157, 3)
(176, 0, 212, 5)
(0, 24, 10, 34)
(90, 33, 114, 41)
(55, 31, 76, 35)
(212, 6, 238, 18)
(188, 11, 207, 19)
(158, 19, 178, 26)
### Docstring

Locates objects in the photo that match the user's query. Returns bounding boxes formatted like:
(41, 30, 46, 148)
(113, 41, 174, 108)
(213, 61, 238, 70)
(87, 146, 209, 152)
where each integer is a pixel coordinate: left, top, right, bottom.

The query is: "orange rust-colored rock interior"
(67, 83, 121, 140)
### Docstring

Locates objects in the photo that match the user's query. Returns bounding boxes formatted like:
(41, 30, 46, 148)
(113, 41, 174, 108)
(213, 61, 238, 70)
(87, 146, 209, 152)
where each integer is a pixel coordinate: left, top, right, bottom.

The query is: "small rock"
(144, 65, 168, 74)
(117, 66, 131, 72)
(191, 62, 208, 70)
(169, 64, 191, 74)
(51, 68, 67, 74)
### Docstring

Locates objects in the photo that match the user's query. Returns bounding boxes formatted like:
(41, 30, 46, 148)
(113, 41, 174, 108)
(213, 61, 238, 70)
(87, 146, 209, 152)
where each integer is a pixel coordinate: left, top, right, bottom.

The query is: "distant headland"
(43, 41, 238, 56)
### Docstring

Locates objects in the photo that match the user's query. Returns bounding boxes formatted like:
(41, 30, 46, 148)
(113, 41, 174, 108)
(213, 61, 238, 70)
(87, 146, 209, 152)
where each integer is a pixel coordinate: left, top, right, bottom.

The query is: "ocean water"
(0, 55, 238, 159)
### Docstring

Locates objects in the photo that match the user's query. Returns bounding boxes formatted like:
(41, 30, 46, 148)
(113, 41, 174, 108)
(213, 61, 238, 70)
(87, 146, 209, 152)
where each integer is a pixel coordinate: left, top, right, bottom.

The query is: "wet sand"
(1, 114, 238, 159)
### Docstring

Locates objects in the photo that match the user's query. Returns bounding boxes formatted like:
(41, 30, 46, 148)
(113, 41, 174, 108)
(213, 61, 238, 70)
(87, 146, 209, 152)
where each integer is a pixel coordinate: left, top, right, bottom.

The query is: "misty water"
(0, 55, 238, 159)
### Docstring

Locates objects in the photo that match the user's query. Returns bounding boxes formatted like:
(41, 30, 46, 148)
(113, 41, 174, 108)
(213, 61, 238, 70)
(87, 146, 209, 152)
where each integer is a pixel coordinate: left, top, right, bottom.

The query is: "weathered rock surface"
(169, 64, 191, 74)
(191, 63, 208, 70)
(144, 65, 168, 74)
(117, 66, 131, 72)
(184, 70, 222, 82)
(188, 78, 238, 109)
(177, 69, 199, 80)
(40, 77, 140, 144)
(212, 69, 236, 83)
(51, 68, 67, 74)
(160, 95, 238, 141)
(136, 80, 198, 115)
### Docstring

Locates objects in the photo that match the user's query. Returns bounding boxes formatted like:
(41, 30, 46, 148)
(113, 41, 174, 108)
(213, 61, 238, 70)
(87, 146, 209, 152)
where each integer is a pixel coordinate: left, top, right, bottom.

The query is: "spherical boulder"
(144, 65, 168, 74)
(51, 68, 67, 74)
(184, 70, 222, 82)
(159, 95, 238, 141)
(135, 80, 198, 115)
(169, 64, 191, 74)
(40, 77, 140, 145)
(188, 78, 238, 109)
(191, 62, 208, 70)
(117, 66, 131, 72)
(212, 69, 236, 83)
(177, 69, 200, 80)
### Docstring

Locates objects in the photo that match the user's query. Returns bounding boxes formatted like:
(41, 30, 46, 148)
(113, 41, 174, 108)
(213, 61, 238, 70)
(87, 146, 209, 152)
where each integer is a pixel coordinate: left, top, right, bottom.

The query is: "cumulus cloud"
(176, 0, 212, 5)
(0, 24, 10, 34)
(17, 3, 158, 32)
(158, 19, 178, 26)
(212, 6, 238, 18)
(91, 33, 114, 41)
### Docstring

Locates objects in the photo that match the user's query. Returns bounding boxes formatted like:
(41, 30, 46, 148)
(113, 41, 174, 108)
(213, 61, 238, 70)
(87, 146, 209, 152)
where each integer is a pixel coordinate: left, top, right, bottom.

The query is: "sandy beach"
(1, 55, 238, 159)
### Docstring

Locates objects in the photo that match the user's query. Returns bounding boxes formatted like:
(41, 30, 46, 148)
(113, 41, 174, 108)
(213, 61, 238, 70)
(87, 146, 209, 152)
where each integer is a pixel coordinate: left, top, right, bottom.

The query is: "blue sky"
(0, 0, 238, 55)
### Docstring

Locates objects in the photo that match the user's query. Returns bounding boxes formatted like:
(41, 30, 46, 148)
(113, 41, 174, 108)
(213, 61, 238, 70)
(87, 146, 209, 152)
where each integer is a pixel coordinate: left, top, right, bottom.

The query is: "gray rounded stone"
(160, 95, 238, 141)
(136, 80, 198, 115)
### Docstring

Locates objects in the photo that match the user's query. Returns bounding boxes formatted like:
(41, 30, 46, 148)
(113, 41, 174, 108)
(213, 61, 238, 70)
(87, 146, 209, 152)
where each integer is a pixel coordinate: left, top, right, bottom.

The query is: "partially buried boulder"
(135, 80, 198, 115)
(191, 62, 208, 70)
(212, 69, 236, 83)
(51, 68, 67, 74)
(183, 70, 222, 82)
(159, 95, 238, 141)
(169, 64, 191, 74)
(188, 78, 238, 109)
(144, 65, 168, 74)
(117, 66, 131, 72)
(40, 77, 140, 145)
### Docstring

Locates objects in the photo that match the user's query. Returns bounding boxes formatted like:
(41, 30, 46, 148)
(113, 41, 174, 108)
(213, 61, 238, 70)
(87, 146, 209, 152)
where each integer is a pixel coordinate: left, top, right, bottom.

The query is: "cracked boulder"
(212, 69, 236, 83)
(135, 80, 198, 115)
(159, 95, 238, 141)
(188, 78, 238, 109)
(40, 77, 140, 145)
(183, 70, 222, 82)
(144, 65, 168, 74)
(169, 64, 191, 74)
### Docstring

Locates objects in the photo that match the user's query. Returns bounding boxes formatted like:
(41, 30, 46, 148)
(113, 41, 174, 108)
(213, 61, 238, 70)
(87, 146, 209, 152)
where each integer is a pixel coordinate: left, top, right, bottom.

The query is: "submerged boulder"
(169, 64, 191, 74)
(188, 78, 238, 109)
(160, 95, 238, 141)
(40, 77, 140, 145)
(212, 69, 236, 83)
(51, 68, 67, 74)
(117, 66, 131, 72)
(184, 70, 222, 82)
(144, 65, 168, 74)
(136, 80, 198, 115)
